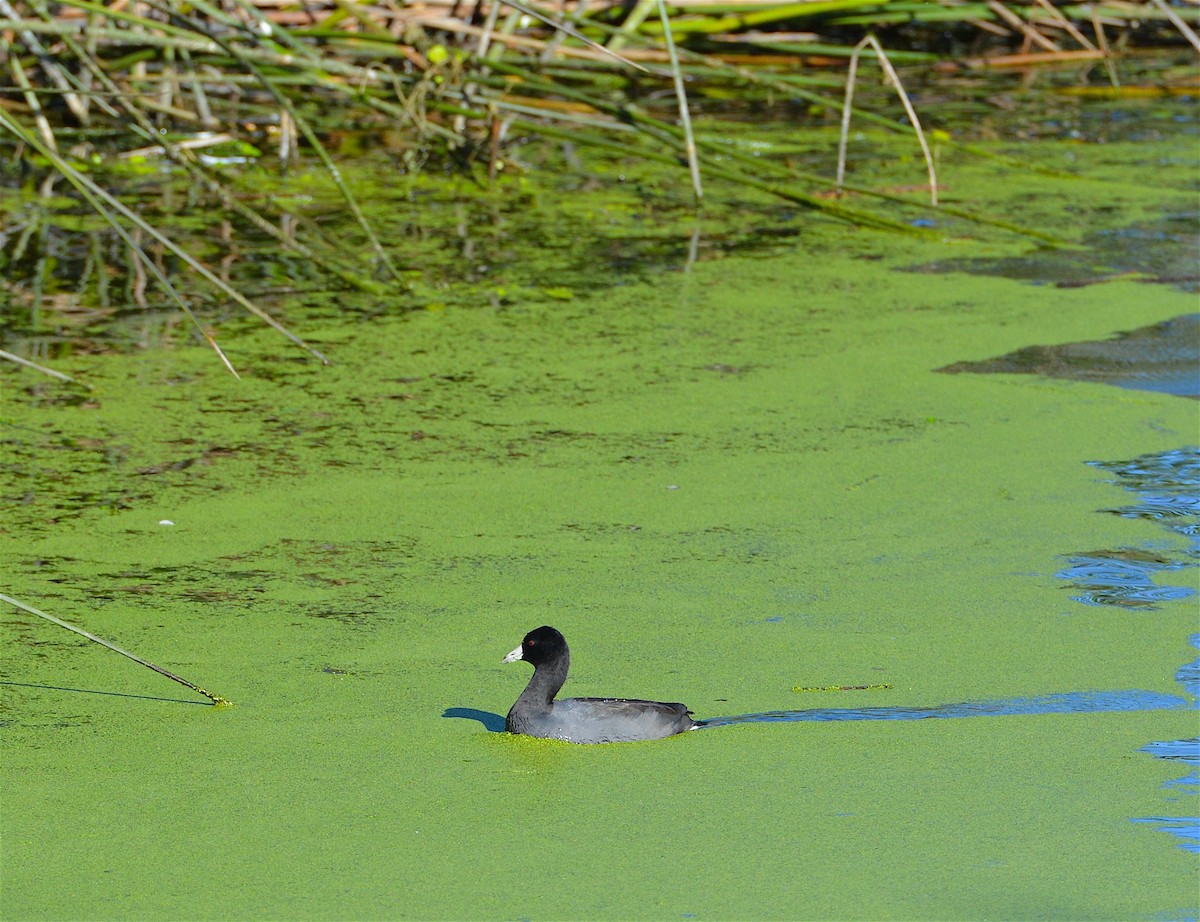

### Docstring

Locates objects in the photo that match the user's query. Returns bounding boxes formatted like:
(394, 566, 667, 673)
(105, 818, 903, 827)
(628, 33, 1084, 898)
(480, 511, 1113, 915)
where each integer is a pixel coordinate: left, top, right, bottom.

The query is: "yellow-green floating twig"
(793, 683, 893, 692)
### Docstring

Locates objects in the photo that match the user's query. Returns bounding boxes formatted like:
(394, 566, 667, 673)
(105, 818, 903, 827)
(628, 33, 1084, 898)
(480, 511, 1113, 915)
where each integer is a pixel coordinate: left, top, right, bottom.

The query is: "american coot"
(503, 625, 698, 744)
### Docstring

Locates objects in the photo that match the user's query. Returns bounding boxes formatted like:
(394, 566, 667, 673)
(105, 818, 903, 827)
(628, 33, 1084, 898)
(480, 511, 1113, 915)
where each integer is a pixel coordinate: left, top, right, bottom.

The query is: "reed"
(0, 0, 1190, 373)
(0, 593, 232, 706)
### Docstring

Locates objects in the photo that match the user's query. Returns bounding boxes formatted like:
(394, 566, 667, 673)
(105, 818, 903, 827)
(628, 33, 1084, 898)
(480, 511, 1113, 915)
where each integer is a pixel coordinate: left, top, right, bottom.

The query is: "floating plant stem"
(0, 593, 232, 707)
(793, 683, 894, 692)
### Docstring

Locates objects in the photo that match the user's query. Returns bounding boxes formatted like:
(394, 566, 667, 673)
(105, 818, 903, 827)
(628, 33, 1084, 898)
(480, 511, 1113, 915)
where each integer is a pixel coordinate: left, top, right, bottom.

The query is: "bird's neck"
(518, 654, 569, 710)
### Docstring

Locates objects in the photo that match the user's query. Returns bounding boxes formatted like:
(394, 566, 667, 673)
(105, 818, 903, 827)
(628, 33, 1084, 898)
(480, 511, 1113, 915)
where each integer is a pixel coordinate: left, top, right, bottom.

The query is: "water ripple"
(1061, 447, 1200, 608)
(696, 689, 1191, 728)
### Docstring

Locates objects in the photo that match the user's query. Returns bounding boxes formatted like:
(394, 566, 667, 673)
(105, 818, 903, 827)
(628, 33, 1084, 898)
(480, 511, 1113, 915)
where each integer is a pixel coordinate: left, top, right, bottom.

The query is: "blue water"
(1082, 448, 1200, 854)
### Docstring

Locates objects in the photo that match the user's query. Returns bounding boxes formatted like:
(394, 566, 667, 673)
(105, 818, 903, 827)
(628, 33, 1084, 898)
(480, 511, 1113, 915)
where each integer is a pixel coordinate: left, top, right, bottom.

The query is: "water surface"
(2, 99, 1197, 920)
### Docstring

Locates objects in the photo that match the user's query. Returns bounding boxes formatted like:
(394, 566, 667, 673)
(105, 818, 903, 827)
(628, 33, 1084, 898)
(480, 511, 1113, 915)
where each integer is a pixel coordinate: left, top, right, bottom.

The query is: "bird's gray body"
(503, 626, 697, 744)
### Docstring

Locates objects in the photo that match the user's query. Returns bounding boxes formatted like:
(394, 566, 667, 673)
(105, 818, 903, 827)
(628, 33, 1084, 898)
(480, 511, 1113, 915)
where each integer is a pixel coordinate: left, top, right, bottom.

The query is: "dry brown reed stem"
(1030, 0, 1096, 48)
(966, 16, 1013, 37)
(418, 19, 674, 60)
(838, 35, 937, 207)
(964, 48, 1107, 67)
(987, 0, 1061, 50)
(1089, 7, 1120, 87)
(1150, 0, 1200, 51)
(18, 0, 388, 297)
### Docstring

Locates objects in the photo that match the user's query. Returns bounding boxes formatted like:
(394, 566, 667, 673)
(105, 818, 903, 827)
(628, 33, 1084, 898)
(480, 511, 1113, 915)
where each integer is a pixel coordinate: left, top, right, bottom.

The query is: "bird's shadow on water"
(445, 689, 1194, 735)
(443, 707, 507, 732)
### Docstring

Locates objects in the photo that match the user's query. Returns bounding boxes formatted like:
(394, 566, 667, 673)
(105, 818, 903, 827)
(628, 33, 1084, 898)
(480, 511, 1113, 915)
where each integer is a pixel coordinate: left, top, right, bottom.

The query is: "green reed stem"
(1, 593, 232, 707)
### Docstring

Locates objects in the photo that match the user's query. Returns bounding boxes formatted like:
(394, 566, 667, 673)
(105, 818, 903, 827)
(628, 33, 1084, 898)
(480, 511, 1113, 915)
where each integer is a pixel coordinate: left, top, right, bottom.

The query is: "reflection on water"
(915, 215, 1200, 296)
(1091, 447, 1200, 555)
(696, 689, 1192, 729)
(1058, 549, 1193, 608)
(1076, 449, 1200, 854)
(1135, 634, 1200, 853)
(1060, 447, 1200, 609)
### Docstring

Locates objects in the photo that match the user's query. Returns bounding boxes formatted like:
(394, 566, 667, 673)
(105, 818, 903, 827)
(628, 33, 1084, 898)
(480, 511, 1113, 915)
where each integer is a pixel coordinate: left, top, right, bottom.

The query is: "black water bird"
(503, 626, 697, 744)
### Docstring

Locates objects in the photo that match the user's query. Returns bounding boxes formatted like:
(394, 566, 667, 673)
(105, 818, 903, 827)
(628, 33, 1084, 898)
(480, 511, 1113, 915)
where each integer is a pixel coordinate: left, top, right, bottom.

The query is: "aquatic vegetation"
(1, 0, 1194, 376)
(3, 224, 1196, 918)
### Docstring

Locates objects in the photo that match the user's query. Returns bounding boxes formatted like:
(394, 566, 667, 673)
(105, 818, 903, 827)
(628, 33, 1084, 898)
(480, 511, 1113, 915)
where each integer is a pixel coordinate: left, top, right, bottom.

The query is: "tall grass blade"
(0, 349, 88, 387)
(656, 0, 703, 203)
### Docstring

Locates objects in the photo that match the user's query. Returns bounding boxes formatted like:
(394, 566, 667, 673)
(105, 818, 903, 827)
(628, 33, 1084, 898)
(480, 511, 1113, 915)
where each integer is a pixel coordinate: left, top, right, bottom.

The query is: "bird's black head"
(515, 625, 567, 666)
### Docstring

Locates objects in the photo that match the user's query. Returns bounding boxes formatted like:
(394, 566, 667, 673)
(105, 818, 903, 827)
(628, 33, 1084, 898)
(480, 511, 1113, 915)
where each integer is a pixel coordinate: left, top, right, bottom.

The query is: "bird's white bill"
(502, 644, 524, 664)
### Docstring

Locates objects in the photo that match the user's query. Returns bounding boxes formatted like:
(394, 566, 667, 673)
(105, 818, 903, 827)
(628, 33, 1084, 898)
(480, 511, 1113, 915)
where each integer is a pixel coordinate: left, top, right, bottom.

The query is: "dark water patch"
(1176, 636, 1200, 698)
(1155, 637, 1200, 825)
(1130, 816, 1200, 853)
(1134, 694, 1200, 854)
(1058, 448, 1198, 608)
(1141, 632, 1199, 812)
(912, 213, 1200, 293)
(939, 314, 1200, 399)
(1142, 738, 1200, 766)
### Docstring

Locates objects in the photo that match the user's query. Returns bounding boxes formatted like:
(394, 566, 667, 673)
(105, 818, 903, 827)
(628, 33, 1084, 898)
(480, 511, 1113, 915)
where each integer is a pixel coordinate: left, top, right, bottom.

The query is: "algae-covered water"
(2, 98, 1198, 920)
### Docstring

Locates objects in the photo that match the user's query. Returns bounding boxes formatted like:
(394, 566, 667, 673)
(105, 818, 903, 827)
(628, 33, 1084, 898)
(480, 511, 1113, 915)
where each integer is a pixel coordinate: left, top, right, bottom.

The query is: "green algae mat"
(2, 132, 1198, 919)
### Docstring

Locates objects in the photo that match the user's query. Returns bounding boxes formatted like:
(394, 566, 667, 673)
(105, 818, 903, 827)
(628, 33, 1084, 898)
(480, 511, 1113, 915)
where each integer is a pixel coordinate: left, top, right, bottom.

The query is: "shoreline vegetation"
(0, 0, 1196, 373)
